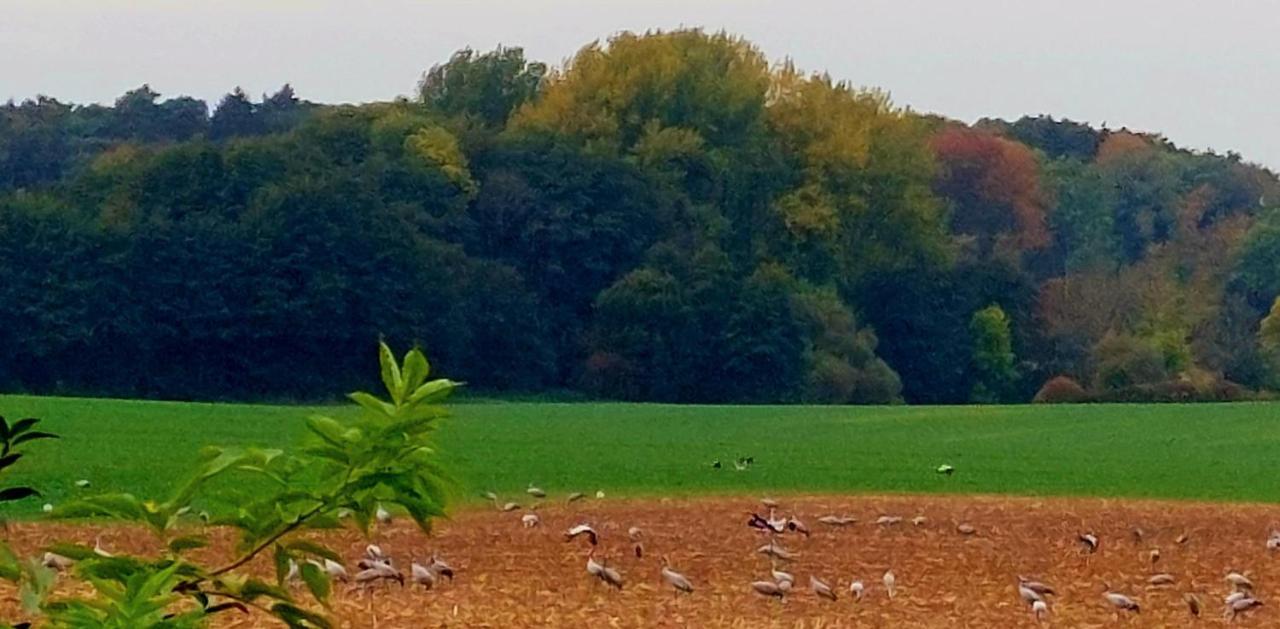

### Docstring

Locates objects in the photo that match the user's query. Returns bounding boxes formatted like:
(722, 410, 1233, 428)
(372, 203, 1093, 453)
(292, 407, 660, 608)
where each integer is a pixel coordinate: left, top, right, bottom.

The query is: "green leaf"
(6, 418, 40, 439)
(406, 379, 457, 405)
(284, 541, 342, 563)
(274, 544, 292, 587)
(0, 487, 39, 502)
(0, 453, 22, 472)
(300, 562, 330, 604)
(401, 348, 430, 393)
(10, 431, 58, 446)
(241, 578, 292, 603)
(379, 341, 404, 404)
(304, 416, 350, 448)
(167, 535, 209, 554)
(348, 391, 396, 417)
(271, 602, 333, 629)
(51, 494, 147, 522)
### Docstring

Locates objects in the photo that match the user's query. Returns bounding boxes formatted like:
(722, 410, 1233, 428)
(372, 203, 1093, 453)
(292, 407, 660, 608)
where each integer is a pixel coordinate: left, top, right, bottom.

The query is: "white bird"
(786, 517, 811, 537)
(565, 523, 599, 546)
(526, 483, 546, 499)
(1226, 591, 1248, 605)
(660, 556, 693, 594)
(810, 575, 837, 601)
(595, 490, 605, 499)
(817, 515, 857, 526)
(1032, 599, 1049, 621)
(285, 559, 300, 583)
(41, 503, 53, 513)
(375, 504, 392, 525)
(1267, 535, 1280, 551)
(353, 562, 403, 587)
(771, 566, 795, 587)
(566, 492, 585, 504)
(1225, 572, 1254, 592)
(849, 580, 864, 600)
(1147, 573, 1175, 587)
(1226, 596, 1263, 619)
(1018, 576, 1055, 597)
(426, 555, 454, 581)
(500, 501, 521, 512)
(586, 551, 604, 578)
(365, 544, 387, 562)
(876, 515, 903, 526)
(956, 523, 977, 535)
(521, 513, 540, 528)
(1019, 583, 1044, 604)
(41, 552, 73, 571)
(756, 542, 797, 561)
(911, 515, 928, 526)
(1078, 532, 1099, 553)
(410, 560, 437, 589)
(883, 570, 896, 599)
(599, 562, 623, 590)
(74, 479, 90, 488)
(752, 580, 786, 599)
(1103, 590, 1140, 613)
(483, 490, 499, 502)
(628, 526, 643, 541)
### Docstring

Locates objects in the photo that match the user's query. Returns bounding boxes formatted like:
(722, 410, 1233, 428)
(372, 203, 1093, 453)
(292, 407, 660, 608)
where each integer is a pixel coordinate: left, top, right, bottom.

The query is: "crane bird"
(786, 517, 810, 537)
(936, 464, 954, 476)
(911, 516, 928, 527)
(483, 490, 499, 502)
(883, 570, 896, 599)
(500, 501, 521, 512)
(565, 523, 599, 546)
(849, 580, 864, 600)
(1018, 582, 1045, 605)
(818, 515, 857, 526)
(628, 526, 643, 541)
(1147, 548, 1160, 566)
(410, 560, 437, 590)
(1226, 596, 1263, 620)
(756, 541, 797, 561)
(426, 555, 454, 581)
(876, 515, 903, 526)
(354, 562, 404, 588)
(365, 544, 387, 562)
(1226, 591, 1248, 605)
(1031, 599, 1048, 621)
(1266, 533, 1280, 551)
(660, 556, 694, 595)
(748, 513, 785, 534)
(1018, 576, 1055, 597)
(599, 561, 624, 590)
(1130, 527, 1145, 543)
(1078, 532, 1099, 553)
(566, 492, 585, 504)
(1184, 593, 1202, 617)
(285, 559, 300, 583)
(595, 490, 605, 499)
(310, 558, 348, 582)
(1147, 573, 1175, 587)
(956, 523, 977, 536)
(41, 552, 73, 571)
(1103, 589, 1140, 614)
(521, 513, 540, 528)
(771, 563, 795, 588)
(810, 575, 838, 601)
(1175, 532, 1189, 545)
(526, 483, 546, 499)
(375, 504, 392, 525)
(586, 551, 604, 578)
(751, 580, 787, 599)
(1225, 572, 1254, 592)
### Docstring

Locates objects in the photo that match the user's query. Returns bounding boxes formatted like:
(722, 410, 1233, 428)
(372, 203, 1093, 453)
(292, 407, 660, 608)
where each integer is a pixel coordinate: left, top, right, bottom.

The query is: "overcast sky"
(4, 0, 1277, 168)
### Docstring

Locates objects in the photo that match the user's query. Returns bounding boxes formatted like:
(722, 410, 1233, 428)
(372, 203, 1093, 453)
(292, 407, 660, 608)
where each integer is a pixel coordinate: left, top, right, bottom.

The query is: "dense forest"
(3, 30, 1279, 404)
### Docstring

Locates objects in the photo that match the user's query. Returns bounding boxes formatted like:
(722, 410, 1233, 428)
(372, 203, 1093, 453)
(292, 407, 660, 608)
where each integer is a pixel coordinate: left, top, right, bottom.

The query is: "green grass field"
(1, 394, 1278, 517)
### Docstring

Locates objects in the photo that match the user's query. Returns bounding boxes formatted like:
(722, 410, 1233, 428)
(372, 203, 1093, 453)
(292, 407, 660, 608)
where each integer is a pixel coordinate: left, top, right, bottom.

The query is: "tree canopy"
(1, 29, 1277, 404)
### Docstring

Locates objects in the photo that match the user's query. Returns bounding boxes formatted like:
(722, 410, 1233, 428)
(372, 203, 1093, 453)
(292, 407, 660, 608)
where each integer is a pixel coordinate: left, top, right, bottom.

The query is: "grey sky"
(4, 0, 1277, 169)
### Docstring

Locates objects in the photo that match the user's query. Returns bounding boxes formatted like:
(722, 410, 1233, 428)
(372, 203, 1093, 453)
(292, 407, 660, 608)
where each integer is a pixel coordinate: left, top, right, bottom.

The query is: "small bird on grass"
(936, 464, 955, 476)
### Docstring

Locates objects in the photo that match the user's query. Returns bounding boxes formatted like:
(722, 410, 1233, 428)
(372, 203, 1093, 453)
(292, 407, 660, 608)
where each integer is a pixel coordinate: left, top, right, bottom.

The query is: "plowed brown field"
(4, 495, 1280, 627)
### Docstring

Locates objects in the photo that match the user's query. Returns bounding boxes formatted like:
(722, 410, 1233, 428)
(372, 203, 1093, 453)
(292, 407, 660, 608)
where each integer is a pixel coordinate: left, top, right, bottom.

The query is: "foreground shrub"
(1032, 375, 1088, 403)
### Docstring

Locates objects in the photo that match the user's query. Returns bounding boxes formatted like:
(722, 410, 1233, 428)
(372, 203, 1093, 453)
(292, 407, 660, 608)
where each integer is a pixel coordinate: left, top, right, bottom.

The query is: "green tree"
(419, 46, 546, 128)
(970, 304, 1017, 402)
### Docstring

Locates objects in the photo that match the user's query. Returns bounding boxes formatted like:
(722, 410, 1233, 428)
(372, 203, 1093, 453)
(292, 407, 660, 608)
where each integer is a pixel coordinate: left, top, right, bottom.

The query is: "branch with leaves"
(27, 343, 459, 629)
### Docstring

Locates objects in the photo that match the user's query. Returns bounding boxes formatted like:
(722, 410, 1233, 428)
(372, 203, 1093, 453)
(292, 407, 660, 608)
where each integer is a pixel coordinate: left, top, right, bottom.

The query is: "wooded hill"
(3, 30, 1278, 404)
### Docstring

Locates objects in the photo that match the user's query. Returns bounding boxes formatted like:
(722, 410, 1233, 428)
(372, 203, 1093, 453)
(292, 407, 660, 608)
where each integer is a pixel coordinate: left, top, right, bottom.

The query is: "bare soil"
(4, 494, 1280, 627)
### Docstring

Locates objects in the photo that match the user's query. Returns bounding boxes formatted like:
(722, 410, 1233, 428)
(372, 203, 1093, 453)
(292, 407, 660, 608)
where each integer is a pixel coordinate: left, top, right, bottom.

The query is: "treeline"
(3, 31, 1279, 404)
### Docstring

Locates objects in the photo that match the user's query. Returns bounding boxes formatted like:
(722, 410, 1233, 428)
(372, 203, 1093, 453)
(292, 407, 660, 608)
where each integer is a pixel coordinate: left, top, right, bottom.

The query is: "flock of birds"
(32, 483, 1280, 622)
